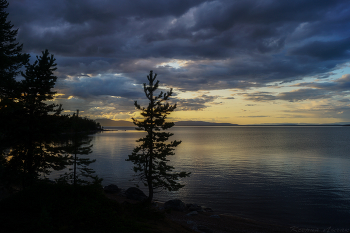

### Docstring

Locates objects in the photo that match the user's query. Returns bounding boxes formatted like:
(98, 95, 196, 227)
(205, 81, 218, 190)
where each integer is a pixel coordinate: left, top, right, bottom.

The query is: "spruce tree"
(2, 50, 65, 188)
(57, 111, 102, 186)
(0, 0, 29, 142)
(0, 0, 29, 98)
(0, 1, 100, 188)
(20, 50, 62, 120)
(126, 71, 190, 203)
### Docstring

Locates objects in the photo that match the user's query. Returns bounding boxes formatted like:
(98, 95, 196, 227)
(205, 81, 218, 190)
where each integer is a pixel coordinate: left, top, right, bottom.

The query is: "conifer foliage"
(57, 111, 102, 186)
(20, 49, 62, 118)
(0, 0, 29, 99)
(0, 0, 29, 141)
(126, 71, 190, 202)
(0, 0, 100, 188)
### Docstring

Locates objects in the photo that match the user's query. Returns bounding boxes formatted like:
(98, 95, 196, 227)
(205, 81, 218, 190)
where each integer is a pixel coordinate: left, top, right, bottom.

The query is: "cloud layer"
(7, 0, 350, 122)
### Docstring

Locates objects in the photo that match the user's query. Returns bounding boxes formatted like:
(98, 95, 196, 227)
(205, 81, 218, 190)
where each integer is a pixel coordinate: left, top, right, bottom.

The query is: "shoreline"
(105, 188, 349, 232)
(105, 191, 291, 233)
(2, 184, 347, 232)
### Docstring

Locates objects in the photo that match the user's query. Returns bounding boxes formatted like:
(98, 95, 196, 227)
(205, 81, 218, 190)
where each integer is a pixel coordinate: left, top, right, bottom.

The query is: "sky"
(7, 0, 350, 125)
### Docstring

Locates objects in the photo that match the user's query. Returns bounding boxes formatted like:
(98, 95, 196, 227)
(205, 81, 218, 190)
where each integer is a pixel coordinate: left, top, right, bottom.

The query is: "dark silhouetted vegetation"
(0, 0, 29, 143)
(58, 112, 102, 134)
(0, 49, 102, 189)
(126, 70, 190, 203)
(0, 1, 100, 189)
(0, 182, 162, 233)
(56, 113, 102, 186)
(1, 49, 66, 188)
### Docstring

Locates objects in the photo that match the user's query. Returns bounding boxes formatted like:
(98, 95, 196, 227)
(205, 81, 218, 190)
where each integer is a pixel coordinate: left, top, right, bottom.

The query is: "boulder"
(164, 199, 186, 211)
(125, 187, 147, 201)
(186, 211, 198, 216)
(203, 207, 214, 212)
(187, 220, 195, 225)
(186, 203, 203, 211)
(103, 184, 120, 194)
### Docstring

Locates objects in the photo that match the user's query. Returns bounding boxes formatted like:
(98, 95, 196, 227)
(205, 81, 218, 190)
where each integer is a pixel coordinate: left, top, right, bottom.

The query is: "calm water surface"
(59, 127, 350, 228)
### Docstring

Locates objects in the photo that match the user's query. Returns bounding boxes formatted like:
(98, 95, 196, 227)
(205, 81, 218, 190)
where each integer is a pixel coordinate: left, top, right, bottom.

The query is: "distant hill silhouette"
(175, 121, 237, 126)
(95, 119, 350, 127)
(95, 119, 134, 127)
(95, 119, 238, 127)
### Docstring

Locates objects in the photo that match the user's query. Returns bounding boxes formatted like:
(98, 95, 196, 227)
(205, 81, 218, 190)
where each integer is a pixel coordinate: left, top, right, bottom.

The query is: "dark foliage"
(126, 71, 190, 202)
(0, 1, 101, 188)
(57, 112, 102, 133)
(20, 49, 61, 117)
(0, 50, 68, 188)
(52, 111, 102, 186)
(0, 0, 29, 100)
(56, 131, 102, 186)
(0, 183, 157, 233)
(0, 0, 30, 143)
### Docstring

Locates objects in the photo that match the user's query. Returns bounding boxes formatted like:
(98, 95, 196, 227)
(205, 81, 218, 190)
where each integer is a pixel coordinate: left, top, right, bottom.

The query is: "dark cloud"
(176, 94, 219, 111)
(57, 75, 143, 99)
(54, 94, 138, 119)
(277, 89, 330, 102)
(289, 37, 350, 60)
(242, 74, 350, 103)
(294, 74, 350, 91)
(5, 0, 350, 116)
(243, 89, 331, 102)
(242, 92, 277, 102)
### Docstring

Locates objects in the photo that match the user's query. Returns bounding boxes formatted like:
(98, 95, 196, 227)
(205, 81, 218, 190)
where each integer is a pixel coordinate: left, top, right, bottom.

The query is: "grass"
(0, 182, 164, 233)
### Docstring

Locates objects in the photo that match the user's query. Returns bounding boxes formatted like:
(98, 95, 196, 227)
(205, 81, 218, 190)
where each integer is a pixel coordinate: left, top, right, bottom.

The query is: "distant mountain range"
(95, 119, 238, 127)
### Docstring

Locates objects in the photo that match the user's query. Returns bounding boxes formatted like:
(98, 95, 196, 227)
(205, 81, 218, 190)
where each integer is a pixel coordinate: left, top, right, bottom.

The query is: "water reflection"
(60, 127, 350, 227)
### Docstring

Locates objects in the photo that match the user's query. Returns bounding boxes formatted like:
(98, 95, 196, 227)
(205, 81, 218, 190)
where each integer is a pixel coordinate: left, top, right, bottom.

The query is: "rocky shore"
(1, 182, 291, 232)
(103, 184, 291, 233)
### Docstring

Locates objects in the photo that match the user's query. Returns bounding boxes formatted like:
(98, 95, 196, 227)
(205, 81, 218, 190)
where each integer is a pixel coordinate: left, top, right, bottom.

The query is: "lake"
(53, 126, 350, 228)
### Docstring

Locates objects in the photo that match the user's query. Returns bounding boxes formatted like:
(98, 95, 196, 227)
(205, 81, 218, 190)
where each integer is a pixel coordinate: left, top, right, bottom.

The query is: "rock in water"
(186, 211, 198, 216)
(164, 199, 186, 211)
(125, 187, 147, 201)
(103, 184, 120, 194)
(203, 207, 214, 212)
